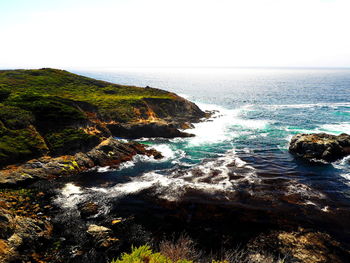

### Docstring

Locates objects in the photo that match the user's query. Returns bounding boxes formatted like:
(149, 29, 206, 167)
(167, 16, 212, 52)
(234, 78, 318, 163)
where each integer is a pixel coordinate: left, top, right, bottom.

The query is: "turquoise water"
(74, 68, 350, 186)
(58, 68, 350, 244)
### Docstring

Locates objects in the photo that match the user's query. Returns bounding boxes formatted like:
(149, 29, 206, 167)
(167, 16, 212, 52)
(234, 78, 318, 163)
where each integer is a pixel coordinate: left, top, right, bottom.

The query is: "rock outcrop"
(289, 133, 350, 162)
(0, 138, 162, 187)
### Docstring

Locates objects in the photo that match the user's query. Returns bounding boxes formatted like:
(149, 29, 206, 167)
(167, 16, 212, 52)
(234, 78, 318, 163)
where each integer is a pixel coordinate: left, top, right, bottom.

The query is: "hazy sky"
(1, 0, 350, 69)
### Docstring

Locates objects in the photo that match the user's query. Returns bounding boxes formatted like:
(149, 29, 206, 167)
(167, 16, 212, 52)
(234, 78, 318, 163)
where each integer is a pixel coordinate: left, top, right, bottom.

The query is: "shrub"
(0, 87, 11, 102)
(45, 128, 100, 155)
(112, 245, 169, 263)
(0, 104, 34, 129)
(6, 93, 87, 127)
(0, 126, 48, 166)
(160, 235, 199, 262)
(112, 241, 289, 263)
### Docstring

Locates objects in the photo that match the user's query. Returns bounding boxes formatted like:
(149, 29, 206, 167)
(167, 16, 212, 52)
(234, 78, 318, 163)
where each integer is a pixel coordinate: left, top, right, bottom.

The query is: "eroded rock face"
(142, 97, 206, 124)
(289, 133, 350, 162)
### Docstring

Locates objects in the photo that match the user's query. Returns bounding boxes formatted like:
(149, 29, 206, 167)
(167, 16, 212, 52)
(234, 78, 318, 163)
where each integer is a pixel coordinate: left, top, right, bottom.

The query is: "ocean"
(56, 68, 350, 248)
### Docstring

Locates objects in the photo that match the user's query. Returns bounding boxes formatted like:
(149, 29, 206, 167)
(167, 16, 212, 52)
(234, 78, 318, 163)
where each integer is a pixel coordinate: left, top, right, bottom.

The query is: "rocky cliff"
(0, 68, 206, 168)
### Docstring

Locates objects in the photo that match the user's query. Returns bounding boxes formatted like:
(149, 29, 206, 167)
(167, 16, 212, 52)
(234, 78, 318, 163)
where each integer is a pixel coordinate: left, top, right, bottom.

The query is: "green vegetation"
(6, 93, 87, 128)
(111, 236, 288, 263)
(0, 68, 174, 122)
(0, 128, 47, 165)
(112, 245, 192, 263)
(45, 128, 100, 155)
(0, 68, 182, 166)
(0, 104, 34, 129)
(0, 109, 48, 165)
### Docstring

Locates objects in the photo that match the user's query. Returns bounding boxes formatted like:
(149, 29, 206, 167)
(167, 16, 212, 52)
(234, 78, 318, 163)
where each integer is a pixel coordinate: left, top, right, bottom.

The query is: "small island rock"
(289, 133, 350, 162)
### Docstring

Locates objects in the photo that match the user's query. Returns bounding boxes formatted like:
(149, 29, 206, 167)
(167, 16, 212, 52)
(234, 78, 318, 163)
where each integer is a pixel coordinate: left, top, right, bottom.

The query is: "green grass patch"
(0, 69, 177, 123)
(45, 128, 100, 155)
(0, 125, 48, 166)
(0, 104, 34, 129)
(112, 245, 192, 263)
(6, 93, 87, 128)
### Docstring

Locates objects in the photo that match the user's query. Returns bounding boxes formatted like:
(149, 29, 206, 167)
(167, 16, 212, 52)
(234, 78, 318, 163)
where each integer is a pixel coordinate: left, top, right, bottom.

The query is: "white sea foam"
(97, 166, 113, 173)
(278, 134, 294, 150)
(118, 160, 136, 170)
(283, 122, 350, 145)
(151, 144, 185, 161)
(87, 149, 258, 202)
(321, 206, 330, 213)
(286, 182, 325, 200)
(304, 200, 331, 213)
(55, 183, 85, 209)
(187, 102, 271, 146)
(332, 155, 350, 186)
(187, 106, 236, 146)
(265, 102, 350, 110)
(94, 142, 187, 174)
(319, 123, 350, 134)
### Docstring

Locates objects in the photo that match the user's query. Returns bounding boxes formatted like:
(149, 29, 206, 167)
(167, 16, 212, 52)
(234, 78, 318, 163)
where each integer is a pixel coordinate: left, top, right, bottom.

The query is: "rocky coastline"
(0, 138, 163, 187)
(1, 69, 350, 263)
(0, 69, 208, 262)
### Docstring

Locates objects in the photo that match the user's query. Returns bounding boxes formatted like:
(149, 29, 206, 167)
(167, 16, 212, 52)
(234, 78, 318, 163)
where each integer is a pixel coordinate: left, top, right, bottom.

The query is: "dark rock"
(0, 138, 162, 187)
(247, 228, 350, 263)
(179, 122, 195, 129)
(143, 97, 206, 124)
(79, 202, 99, 218)
(86, 224, 118, 248)
(289, 133, 350, 162)
(107, 122, 195, 139)
(0, 207, 52, 262)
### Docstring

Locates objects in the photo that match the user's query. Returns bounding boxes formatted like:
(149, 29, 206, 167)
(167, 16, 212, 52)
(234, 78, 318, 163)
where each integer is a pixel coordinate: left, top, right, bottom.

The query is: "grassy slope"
(0, 68, 174, 122)
(0, 68, 180, 166)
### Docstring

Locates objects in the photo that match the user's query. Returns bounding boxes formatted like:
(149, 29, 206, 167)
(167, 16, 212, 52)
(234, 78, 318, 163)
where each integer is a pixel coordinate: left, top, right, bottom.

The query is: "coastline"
(1, 69, 350, 263)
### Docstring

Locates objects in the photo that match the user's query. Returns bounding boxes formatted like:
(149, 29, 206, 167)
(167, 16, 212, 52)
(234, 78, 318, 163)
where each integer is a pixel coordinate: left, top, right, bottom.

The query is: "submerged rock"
(289, 133, 350, 162)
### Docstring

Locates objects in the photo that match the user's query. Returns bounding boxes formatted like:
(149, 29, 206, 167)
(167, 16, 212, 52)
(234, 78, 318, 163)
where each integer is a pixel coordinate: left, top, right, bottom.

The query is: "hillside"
(0, 68, 205, 167)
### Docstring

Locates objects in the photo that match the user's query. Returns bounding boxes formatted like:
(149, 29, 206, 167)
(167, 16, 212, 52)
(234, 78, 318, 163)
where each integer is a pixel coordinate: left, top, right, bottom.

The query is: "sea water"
(55, 68, 350, 242)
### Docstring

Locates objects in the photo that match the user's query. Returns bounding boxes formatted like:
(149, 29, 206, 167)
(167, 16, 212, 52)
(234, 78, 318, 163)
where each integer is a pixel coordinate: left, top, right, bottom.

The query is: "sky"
(0, 0, 350, 69)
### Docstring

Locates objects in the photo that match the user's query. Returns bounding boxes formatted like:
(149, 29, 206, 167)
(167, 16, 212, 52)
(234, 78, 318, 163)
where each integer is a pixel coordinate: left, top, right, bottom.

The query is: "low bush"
(111, 235, 289, 263)
(45, 128, 100, 155)
(111, 245, 192, 263)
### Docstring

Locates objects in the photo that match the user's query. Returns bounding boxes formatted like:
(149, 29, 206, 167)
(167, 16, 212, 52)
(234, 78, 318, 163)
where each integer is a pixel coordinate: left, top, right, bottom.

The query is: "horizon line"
(1, 66, 350, 71)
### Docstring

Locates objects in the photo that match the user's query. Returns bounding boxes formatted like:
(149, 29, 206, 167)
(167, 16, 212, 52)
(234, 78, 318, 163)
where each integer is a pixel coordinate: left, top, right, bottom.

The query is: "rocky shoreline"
(1, 69, 350, 263)
(0, 138, 163, 187)
(0, 69, 209, 262)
